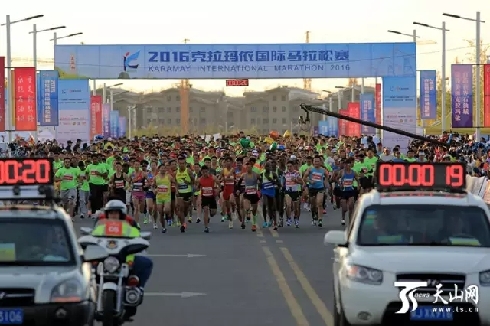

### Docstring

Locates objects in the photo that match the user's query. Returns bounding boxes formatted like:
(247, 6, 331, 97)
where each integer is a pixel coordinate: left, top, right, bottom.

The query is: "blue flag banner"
(38, 70, 59, 126)
(119, 116, 126, 137)
(318, 121, 328, 136)
(56, 79, 90, 144)
(451, 64, 473, 128)
(359, 93, 375, 134)
(110, 110, 120, 138)
(419, 70, 437, 119)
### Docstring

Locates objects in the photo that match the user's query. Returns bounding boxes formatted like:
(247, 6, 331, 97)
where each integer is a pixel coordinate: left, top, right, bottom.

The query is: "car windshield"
(356, 205, 490, 247)
(0, 218, 75, 266)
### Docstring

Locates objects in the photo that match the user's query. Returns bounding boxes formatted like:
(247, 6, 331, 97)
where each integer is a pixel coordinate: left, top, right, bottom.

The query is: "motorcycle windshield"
(93, 220, 133, 238)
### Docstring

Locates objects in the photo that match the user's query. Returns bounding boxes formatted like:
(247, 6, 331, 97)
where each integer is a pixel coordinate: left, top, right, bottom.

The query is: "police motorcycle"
(78, 221, 151, 326)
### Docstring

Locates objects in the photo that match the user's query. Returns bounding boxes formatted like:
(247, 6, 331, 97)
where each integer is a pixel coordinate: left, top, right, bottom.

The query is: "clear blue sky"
(2, 1, 488, 96)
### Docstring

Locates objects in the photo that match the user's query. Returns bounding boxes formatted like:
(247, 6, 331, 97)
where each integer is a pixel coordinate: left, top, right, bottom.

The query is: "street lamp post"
(443, 12, 485, 137)
(413, 21, 449, 133)
(1, 14, 44, 141)
(107, 83, 124, 111)
(321, 90, 332, 120)
(51, 31, 83, 46)
(29, 24, 66, 141)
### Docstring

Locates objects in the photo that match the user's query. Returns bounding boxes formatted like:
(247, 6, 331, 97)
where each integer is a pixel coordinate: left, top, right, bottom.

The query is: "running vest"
(155, 174, 171, 197)
(176, 168, 192, 193)
(200, 176, 215, 197)
(113, 173, 126, 196)
(261, 172, 275, 197)
(309, 168, 325, 189)
(132, 171, 145, 192)
(341, 170, 355, 191)
(284, 171, 301, 192)
(223, 168, 235, 188)
(244, 173, 258, 195)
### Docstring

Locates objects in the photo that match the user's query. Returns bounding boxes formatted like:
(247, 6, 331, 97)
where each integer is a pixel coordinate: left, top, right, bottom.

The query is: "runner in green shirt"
(54, 158, 79, 218)
(86, 154, 108, 218)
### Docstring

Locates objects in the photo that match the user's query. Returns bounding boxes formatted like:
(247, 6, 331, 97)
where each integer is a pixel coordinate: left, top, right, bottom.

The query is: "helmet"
(104, 199, 127, 215)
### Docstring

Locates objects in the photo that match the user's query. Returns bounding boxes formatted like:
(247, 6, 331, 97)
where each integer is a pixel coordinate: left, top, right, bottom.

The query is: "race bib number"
(157, 185, 169, 193)
(105, 221, 123, 236)
(63, 174, 74, 181)
(202, 187, 213, 196)
(311, 173, 322, 181)
(246, 186, 256, 195)
(115, 180, 124, 188)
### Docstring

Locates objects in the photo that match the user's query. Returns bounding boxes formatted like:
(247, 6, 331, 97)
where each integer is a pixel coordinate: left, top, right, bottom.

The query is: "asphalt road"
(76, 204, 345, 326)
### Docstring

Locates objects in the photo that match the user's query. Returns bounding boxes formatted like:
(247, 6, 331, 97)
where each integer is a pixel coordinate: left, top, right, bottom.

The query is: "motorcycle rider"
(92, 200, 154, 318)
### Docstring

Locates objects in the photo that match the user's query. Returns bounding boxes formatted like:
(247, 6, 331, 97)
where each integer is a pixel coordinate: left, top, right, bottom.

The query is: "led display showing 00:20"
(376, 162, 465, 189)
(0, 158, 54, 185)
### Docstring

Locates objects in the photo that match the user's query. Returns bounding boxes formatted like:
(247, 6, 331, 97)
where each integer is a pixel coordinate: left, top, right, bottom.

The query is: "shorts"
(333, 187, 341, 197)
(285, 191, 301, 201)
(201, 196, 217, 209)
(156, 195, 170, 205)
(102, 184, 109, 192)
(60, 188, 77, 203)
(360, 176, 374, 189)
(243, 193, 260, 205)
(146, 191, 156, 199)
(308, 188, 325, 197)
(171, 192, 176, 201)
(177, 192, 193, 201)
(132, 191, 145, 200)
(341, 190, 356, 200)
(223, 187, 234, 200)
(114, 191, 126, 204)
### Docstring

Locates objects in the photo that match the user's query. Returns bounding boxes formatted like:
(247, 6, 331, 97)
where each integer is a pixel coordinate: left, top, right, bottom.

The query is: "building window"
(189, 107, 193, 113)
(281, 95, 287, 101)
(167, 119, 172, 124)
(250, 106, 257, 112)
(200, 107, 206, 113)
(176, 107, 180, 112)
(167, 96, 171, 101)
(200, 118, 206, 124)
(176, 119, 180, 124)
(272, 118, 277, 124)
(292, 107, 299, 113)
(176, 95, 180, 101)
(282, 118, 287, 124)
(262, 129, 268, 134)
(146, 119, 151, 124)
(158, 107, 164, 113)
(282, 106, 287, 112)
(227, 111, 233, 119)
(273, 106, 277, 112)
(167, 107, 172, 113)
(263, 118, 269, 124)
(263, 107, 269, 113)
(251, 118, 256, 124)
(272, 95, 277, 101)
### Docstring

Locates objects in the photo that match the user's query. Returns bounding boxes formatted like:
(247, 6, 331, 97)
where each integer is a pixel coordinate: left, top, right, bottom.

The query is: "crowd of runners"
(16, 130, 482, 233)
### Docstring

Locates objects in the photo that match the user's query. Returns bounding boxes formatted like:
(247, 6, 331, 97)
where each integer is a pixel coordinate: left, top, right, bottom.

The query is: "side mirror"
(78, 235, 98, 250)
(140, 232, 151, 241)
(80, 227, 92, 235)
(83, 245, 108, 262)
(324, 230, 347, 246)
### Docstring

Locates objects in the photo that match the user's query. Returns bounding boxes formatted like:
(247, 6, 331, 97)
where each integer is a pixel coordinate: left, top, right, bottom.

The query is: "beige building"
(95, 85, 375, 135)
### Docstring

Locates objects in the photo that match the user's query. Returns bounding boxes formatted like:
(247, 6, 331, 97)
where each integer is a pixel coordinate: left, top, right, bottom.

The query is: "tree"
(464, 39, 490, 127)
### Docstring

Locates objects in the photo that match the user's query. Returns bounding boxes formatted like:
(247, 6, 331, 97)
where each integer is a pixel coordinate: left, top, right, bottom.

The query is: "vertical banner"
(328, 117, 338, 137)
(419, 70, 437, 119)
(119, 116, 127, 137)
(90, 95, 102, 139)
(318, 121, 328, 136)
(375, 83, 381, 124)
(346, 102, 361, 137)
(56, 79, 90, 144)
(102, 104, 110, 138)
(382, 76, 417, 151)
(0, 57, 5, 132)
(359, 93, 375, 134)
(110, 110, 119, 138)
(14, 67, 37, 131)
(38, 70, 59, 126)
(338, 109, 347, 136)
(451, 64, 473, 128)
(484, 64, 490, 127)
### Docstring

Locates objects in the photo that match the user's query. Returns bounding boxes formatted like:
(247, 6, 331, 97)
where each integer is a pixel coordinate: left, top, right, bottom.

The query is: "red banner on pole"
(346, 102, 361, 137)
(338, 109, 347, 135)
(90, 95, 103, 139)
(14, 67, 37, 131)
(484, 64, 490, 127)
(375, 83, 381, 125)
(0, 57, 5, 132)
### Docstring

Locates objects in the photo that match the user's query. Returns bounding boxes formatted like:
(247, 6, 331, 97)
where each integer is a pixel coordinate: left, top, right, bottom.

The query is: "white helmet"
(104, 199, 127, 215)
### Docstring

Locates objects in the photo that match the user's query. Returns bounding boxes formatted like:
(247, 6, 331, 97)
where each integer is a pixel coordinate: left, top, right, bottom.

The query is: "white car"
(325, 190, 490, 326)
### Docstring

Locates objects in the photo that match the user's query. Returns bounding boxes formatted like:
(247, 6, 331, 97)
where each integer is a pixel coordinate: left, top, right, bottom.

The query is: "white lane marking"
(145, 254, 206, 258)
(145, 292, 206, 298)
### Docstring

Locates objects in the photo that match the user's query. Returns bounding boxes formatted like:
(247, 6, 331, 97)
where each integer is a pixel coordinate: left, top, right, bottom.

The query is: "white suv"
(325, 190, 490, 325)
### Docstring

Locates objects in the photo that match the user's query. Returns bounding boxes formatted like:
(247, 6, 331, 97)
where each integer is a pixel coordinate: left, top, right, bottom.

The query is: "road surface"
(76, 206, 344, 326)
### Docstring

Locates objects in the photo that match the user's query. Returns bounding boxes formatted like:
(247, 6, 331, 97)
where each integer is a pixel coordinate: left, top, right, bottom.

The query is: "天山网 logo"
(394, 281, 479, 314)
(123, 51, 140, 71)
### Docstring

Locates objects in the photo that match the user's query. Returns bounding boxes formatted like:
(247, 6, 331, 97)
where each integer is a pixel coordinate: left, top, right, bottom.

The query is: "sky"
(1, 1, 488, 96)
